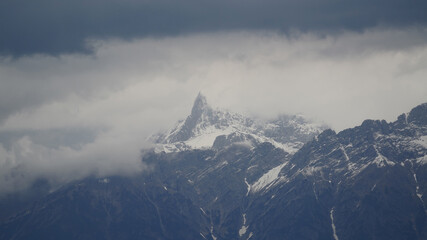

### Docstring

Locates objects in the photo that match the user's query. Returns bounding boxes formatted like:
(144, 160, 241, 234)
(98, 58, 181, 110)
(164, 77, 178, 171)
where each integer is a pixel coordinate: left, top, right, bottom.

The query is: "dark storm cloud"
(1, 0, 427, 57)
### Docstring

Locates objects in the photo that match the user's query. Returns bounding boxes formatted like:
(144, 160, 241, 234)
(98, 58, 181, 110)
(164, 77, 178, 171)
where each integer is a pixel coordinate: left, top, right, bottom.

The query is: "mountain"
(152, 93, 326, 153)
(0, 100, 426, 240)
(245, 103, 427, 239)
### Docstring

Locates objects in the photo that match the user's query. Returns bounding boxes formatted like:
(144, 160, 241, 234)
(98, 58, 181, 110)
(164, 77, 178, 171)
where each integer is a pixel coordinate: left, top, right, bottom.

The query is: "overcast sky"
(1, 0, 427, 195)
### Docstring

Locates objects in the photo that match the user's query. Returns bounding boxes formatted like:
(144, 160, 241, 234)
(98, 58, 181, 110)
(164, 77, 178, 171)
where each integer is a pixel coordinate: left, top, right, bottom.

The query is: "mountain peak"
(408, 102, 427, 126)
(152, 94, 326, 153)
(191, 92, 209, 116)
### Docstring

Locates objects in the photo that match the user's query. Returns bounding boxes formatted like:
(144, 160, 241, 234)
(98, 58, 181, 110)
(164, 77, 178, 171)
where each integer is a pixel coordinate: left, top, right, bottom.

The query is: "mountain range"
(0, 95, 426, 240)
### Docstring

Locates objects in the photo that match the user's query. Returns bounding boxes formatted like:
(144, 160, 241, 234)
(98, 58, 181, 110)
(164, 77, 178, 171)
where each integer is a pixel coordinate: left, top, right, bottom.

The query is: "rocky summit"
(152, 93, 326, 153)
(0, 98, 426, 240)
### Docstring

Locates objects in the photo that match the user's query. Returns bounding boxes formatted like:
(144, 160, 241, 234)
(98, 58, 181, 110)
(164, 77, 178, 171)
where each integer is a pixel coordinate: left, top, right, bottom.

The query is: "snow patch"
(340, 145, 350, 161)
(373, 145, 395, 167)
(330, 208, 339, 240)
(244, 178, 251, 196)
(312, 182, 319, 201)
(413, 135, 427, 149)
(216, 160, 229, 169)
(185, 126, 234, 148)
(417, 155, 427, 165)
(247, 165, 258, 171)
(412, 170, 427, 214)
(302, 166, 323, 176)
(210, 225, 217, 240)
(239, 214, 248, 237)
(413, 173, 424, 203)
(200, 207, 207, 216)
(251, 162, 287, 193)
(247, 232, 253, 239)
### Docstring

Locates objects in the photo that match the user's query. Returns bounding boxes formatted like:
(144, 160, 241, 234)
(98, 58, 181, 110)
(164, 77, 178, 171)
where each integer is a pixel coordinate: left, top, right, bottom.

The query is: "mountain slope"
(244, 103, 427, 239)
(0, 101, 426, 240)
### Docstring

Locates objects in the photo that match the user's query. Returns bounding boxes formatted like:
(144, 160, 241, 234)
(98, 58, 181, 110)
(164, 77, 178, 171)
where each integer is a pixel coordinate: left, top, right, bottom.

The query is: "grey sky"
(1, 0, 427, 56)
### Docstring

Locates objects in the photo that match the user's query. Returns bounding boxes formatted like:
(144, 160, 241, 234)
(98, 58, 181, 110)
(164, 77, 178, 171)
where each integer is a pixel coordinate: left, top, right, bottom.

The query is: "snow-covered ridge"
(151, 93, 326, 153)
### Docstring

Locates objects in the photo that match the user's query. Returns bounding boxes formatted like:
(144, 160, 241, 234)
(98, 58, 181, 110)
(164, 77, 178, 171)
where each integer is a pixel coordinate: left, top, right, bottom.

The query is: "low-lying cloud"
(0, 28, 426, 195)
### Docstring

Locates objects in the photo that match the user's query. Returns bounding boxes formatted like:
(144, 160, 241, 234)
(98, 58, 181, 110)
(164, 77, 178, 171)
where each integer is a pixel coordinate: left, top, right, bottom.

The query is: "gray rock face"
(212, 132, 256, 150)
(408, 103, 427, 126)
(1, 102, 426, 240)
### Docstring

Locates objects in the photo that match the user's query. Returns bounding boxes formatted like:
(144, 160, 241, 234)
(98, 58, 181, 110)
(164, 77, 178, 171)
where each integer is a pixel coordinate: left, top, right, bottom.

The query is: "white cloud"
(0, 28, 426, 194)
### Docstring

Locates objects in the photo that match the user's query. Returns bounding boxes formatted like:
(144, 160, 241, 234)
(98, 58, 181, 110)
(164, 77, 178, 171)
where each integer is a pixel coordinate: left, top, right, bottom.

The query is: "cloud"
(0, 133, 148, 195)
(1, 0, 427, 56)
(0, 28, 427, 195)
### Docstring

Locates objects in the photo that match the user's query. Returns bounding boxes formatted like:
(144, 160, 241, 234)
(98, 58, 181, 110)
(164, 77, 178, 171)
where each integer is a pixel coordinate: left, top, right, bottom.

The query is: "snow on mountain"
(2, 102, 427, 240)
(252, 103, 427, 194)
(151, 93, 326, 153)
(250, 162, 288, 193)
(244, 103, 427, 196)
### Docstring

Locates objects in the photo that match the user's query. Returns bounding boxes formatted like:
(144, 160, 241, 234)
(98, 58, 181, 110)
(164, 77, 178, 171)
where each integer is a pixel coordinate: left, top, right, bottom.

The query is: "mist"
(0, 28, 426, 195)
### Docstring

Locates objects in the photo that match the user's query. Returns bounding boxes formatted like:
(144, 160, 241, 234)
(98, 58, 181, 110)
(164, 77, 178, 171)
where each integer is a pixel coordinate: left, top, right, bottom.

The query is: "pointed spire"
(191, 92, 209, 116)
